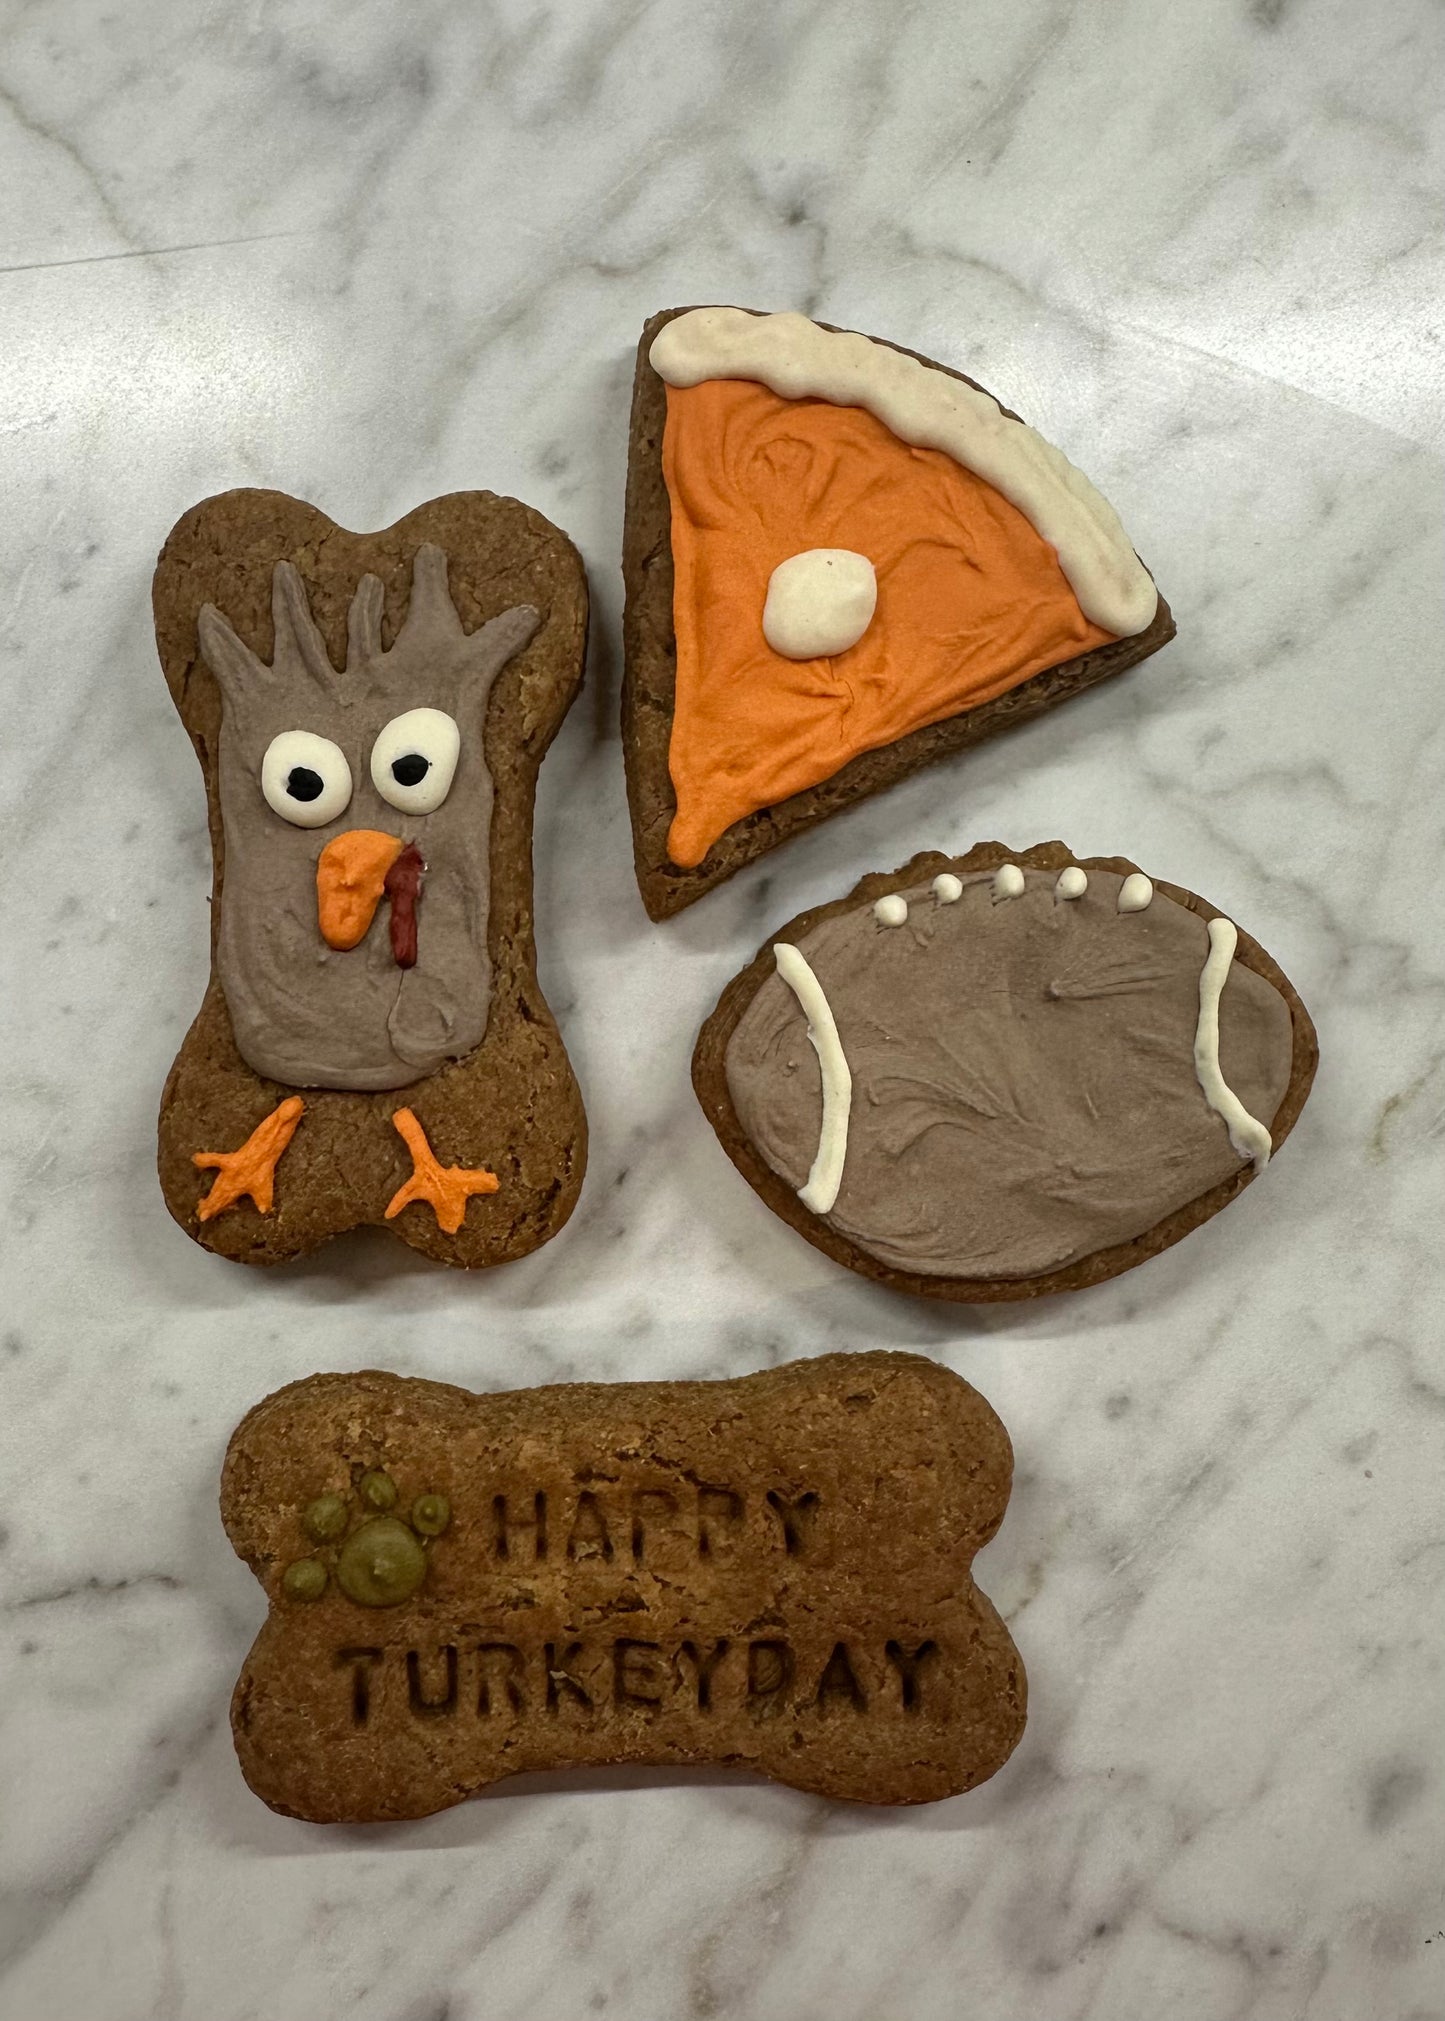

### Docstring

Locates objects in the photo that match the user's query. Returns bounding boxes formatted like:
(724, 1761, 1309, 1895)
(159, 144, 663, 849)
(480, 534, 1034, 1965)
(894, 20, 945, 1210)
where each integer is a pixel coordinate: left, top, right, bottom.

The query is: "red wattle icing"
(385, 845, 424, 969)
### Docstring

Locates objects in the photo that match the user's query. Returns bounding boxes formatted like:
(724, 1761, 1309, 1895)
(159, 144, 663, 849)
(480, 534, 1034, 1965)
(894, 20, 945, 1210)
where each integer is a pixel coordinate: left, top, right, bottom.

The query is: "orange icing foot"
(385, 1108, 499, 1235)
(193, 1096, 305, 1222)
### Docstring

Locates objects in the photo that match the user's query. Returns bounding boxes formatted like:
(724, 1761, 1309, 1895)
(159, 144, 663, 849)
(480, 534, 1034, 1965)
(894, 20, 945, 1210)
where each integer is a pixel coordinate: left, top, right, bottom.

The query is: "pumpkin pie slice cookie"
(622, 306, 1175, 918)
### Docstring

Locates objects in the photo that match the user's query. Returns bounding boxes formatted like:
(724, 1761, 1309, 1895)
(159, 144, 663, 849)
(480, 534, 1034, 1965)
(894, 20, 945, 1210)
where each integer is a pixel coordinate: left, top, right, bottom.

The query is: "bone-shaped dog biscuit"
(223, 1354, 1026, 1818)
(153, 488, 589, 1268)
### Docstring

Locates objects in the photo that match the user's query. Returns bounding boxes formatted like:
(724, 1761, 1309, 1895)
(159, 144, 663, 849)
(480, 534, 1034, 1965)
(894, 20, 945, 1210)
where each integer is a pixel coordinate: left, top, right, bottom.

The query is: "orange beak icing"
(316, 830, 406, 950)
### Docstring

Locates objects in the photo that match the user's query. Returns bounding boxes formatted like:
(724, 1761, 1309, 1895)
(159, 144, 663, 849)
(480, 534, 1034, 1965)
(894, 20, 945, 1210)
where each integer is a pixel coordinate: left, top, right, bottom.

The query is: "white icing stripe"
(650, 307, 1158, 638)
(1194, 918, 1272, 1172)
(773, 941, 852, 1214)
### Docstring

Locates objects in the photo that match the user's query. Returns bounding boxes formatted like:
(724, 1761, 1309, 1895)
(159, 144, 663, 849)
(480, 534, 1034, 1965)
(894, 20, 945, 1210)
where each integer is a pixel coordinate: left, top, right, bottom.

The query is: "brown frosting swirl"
(724, 868, 1294, 1280)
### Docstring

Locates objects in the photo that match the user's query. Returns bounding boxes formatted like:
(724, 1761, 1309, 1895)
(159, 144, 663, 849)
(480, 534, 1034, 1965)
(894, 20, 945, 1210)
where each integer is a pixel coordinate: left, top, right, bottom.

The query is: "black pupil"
(286, 766, 324, 803)
(391, 753, 430, 788)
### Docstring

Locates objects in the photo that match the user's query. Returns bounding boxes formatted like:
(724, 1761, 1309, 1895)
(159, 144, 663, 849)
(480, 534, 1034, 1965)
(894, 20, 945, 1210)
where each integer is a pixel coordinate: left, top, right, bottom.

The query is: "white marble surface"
(1, 0, 1443, 2015)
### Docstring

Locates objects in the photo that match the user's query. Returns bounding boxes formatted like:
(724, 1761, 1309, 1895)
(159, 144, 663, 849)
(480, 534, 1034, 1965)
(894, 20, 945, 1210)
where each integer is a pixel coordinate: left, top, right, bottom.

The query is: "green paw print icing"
(282, 1469, 451, 1608)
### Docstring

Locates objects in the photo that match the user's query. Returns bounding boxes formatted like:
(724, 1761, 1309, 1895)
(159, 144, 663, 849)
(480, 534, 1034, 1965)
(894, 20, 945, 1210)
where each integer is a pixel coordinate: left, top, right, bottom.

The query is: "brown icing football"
(693, 841, 1318, 1300)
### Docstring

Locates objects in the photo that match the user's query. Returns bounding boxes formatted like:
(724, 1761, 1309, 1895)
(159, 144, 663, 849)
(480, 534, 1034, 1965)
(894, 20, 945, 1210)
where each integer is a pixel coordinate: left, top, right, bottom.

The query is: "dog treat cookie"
(622, 306, 1175, 917)
(154, 489, 588, 1267)
(223, 1353, 1024, 1818)
(695, 842, 1318, 1299)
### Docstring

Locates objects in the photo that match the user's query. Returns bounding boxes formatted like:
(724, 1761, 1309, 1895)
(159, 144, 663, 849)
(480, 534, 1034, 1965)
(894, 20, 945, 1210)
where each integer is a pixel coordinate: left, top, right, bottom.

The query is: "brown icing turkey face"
(199, 545, 539, 1091)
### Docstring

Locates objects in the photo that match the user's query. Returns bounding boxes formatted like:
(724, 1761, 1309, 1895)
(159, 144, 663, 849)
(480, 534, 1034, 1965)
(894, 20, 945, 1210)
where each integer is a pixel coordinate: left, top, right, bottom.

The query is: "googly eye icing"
(370, 708, 461, 815)
(260, 730, 353, 829)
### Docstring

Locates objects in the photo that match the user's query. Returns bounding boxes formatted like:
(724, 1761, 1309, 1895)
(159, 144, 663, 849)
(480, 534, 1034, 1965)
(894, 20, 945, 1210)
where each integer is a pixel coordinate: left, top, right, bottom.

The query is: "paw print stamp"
(282, 1469, 451, 1608)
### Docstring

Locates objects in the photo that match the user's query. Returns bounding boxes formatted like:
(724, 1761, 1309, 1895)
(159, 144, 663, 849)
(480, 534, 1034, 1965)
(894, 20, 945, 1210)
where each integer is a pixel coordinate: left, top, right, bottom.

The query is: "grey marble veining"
(1, 0, 1443, 2016)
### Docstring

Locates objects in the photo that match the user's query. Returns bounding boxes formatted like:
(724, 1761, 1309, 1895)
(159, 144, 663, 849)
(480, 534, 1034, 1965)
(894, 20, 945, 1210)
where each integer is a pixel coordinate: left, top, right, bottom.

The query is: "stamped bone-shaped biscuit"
(223, 1354, 1025, 1818)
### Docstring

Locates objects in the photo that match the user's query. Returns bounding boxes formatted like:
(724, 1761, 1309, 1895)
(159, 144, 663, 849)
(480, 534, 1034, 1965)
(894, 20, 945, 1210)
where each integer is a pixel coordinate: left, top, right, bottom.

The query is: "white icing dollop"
(1055, 866, 1088, 900)
(762, 548, 877, 660)
(873, 894, 909, 927)
(932, 873, 963, 904)
(992, 864, 1025, 901)
(1118, 872, 1154, 913)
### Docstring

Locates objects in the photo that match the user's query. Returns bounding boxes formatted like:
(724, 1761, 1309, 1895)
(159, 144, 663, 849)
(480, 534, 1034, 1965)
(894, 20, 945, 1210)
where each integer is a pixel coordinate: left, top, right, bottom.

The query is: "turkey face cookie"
(695, 842, 1318, 1300)
(622, 307, 1176, 918)
(154, 489, 588, 1267)
(222, 1354, 1025, 1820)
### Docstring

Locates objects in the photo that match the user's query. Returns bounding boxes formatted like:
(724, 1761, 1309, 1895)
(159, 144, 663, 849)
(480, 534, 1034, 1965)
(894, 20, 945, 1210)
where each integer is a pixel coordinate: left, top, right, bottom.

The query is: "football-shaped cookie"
(694, 842, 1317, 1300)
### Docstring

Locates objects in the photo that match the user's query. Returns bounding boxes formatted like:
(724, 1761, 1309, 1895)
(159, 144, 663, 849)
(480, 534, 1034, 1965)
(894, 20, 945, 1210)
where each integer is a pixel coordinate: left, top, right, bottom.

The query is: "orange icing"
(662, 379, 1117, 868)
(193, 1096, 304, 1222)
(385, 1107, 499, 1235)
(316, 830, 405, 949)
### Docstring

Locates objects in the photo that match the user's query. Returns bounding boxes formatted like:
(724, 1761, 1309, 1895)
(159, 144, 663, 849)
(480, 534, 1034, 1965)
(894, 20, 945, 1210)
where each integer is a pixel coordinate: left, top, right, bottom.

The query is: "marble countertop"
(1, 1, 1442, 2016)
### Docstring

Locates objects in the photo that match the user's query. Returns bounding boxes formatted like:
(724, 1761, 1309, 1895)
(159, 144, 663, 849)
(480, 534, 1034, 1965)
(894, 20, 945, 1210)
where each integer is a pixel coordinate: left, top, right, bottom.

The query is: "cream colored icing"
(773, 942, 852, 1213)
(933, 874, 963, 904)
(993, 864, 1025, 901)
(649, 307, 1158, 638)
(1055, 866, 1088, 900)
(1118, 872, 1153, 913)
(874, 895, 909, 927)
(1195, 918, 1273, 1170)
(762, 548, 877, 659)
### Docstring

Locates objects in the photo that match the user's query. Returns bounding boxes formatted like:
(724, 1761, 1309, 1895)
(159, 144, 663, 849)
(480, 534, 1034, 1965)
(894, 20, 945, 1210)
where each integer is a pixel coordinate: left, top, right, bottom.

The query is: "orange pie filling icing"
(661, 378, 1117, 869)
